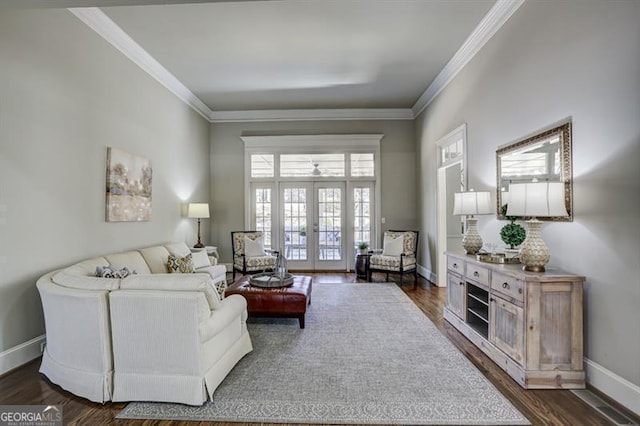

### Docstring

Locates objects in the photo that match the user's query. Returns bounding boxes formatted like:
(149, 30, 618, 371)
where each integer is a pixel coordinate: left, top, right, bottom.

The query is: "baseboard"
(583, 357, 640, 417)
(0, 334, 45, 376)
(417, 264, 437, 285)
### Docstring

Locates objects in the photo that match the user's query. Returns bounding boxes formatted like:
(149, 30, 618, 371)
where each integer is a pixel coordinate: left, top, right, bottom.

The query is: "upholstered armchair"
(368, 230, 419, 287)
(231, 231, 278, 279)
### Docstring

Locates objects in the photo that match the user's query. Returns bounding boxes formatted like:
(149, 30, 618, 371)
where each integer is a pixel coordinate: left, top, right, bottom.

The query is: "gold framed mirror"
(496, 119, 573, 221)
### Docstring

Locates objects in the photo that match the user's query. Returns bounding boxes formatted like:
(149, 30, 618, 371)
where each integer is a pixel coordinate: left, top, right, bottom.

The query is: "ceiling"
(9, 0, 518, 119)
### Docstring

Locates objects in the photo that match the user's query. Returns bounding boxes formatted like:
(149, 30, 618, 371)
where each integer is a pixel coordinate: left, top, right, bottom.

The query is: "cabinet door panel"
(490, 296, 524, 363)
(446, 274, 466, 319)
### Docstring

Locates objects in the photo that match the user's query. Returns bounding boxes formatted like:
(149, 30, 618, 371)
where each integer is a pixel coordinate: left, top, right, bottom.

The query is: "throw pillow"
(167, 253, 194, 273)
(95, 265, 136, 279)
(191, 250, 211, 269)
(382, 234, 404, 257)
(244, 236, 266, 257)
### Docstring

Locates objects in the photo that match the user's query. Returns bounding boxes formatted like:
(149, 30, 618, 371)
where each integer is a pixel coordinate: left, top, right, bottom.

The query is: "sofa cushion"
(105, 251, 151, 275)
(165, 242, 191, 258)
(139, 246, 171, 274)
(168, 254, 194, 273)
(191, 250, 210, 269)
(96, 265, 135, 279)
(52, 257, 122, 290)
(120, 273, 219, 309)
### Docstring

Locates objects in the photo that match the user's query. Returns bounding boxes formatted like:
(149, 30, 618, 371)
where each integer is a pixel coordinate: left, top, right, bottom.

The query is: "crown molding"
(210, 109, 414, 122)
(412, 0, 525, 117)
(71, 1, 523, 124)
(69, 7, 213, 121)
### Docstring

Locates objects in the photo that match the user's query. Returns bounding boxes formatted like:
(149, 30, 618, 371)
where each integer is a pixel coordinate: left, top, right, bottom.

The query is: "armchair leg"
(232, 269, 236, 280)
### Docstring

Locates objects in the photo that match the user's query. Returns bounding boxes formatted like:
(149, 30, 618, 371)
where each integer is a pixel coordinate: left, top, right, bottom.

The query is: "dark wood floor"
(0, 272, 629, 425)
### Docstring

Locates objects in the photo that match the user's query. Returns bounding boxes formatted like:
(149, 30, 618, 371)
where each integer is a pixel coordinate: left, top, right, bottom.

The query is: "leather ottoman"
(225, 275, 312, 328)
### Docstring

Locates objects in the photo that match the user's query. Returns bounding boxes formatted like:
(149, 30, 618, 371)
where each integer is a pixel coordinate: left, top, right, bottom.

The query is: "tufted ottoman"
(225, 275, 312, 328)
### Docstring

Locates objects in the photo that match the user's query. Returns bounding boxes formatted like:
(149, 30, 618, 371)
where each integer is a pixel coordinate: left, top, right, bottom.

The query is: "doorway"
(436, 124, 467, 287)
(280, 181, 347, 271)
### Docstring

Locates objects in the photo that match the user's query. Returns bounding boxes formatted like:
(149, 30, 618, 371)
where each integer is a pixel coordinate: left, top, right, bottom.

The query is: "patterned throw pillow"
(167, 253, 194, 273)
(95, 265, 136, 279)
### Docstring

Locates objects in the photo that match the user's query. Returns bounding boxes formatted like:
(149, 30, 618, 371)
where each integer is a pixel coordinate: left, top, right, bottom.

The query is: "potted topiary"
(500, 204, 526, 258)
(357, 241, 369, 255)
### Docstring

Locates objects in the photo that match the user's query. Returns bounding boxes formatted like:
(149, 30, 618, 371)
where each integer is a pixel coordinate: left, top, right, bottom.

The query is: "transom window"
(251, 154, 274, 178)
(280, 154, 345, 177)
(351, 153, 374, 177)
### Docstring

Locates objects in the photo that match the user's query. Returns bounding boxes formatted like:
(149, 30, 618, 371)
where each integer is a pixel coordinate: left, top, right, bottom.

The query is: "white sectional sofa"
(36, 242, 252, 405)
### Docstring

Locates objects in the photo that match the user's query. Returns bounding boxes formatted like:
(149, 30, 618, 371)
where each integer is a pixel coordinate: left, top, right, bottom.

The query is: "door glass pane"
(251, 154, 274, 178)
(280, 154, 345, 177)
(351, 153, 374, 176)
(318, 188, 342, 261)
(254, 188, 271, 248)
(353, 187, 371, 249)
(283, 188, 307, 260)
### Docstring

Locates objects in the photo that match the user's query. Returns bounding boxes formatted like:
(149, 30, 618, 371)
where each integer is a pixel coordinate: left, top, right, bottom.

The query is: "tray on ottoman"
(225, 275, 312, 328)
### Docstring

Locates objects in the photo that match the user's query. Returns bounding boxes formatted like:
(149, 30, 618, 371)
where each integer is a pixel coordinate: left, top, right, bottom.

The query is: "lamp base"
(523, 264, 545, 273)
(462, 216, 483, 255)
(520, 218, 549, 272)
(193, 243, 205, 249)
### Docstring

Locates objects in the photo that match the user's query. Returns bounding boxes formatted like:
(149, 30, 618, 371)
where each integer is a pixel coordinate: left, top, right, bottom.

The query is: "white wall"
(416, 0, 640, 410)
(0, 9, 210, 360)
(209, 120, 417, 264)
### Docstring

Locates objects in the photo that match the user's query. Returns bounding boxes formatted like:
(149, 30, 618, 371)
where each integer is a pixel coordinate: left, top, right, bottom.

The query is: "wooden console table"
(444, 252, 585, 389)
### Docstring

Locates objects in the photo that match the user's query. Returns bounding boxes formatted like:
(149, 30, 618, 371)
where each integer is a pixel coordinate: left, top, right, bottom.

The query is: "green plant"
(357, 241, 369, 250)
(500, 204, 526, 249)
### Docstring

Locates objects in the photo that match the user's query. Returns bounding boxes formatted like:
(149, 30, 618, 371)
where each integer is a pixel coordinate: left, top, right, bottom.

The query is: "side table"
(355, 253, 370, 279)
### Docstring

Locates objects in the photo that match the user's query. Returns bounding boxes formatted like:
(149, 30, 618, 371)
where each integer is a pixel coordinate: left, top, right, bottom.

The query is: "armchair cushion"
(233, 255, 277, 271)
(382, 234, 404, 256)
(370, 254, 417, 271)
(244, 236, 266, 257)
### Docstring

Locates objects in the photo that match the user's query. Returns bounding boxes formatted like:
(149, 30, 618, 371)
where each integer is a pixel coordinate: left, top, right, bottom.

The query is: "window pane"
(351, 153, 374, 177)
(283, 188, 307, 260)
(280, 154, 345, 177)
(353, 187, 371, 250)
(318, 188, 342, 261)
(254, 188, 271, 248)
(251, 154, 274, 178)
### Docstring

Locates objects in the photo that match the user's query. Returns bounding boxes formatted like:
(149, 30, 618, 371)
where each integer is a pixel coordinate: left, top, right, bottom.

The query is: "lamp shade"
(506, 182, 568, 217)
(187, 203, 210, 219)
(453, 191, 492, 216)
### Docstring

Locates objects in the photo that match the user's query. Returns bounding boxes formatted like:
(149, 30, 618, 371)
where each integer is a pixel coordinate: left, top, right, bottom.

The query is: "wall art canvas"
(106, 147, 152, 222)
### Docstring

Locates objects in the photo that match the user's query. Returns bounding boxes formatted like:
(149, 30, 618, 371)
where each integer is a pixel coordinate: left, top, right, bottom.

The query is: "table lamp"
(187, 203, 210, 248)
(453, 190, 492, 255)
(506, 182, 568, 271)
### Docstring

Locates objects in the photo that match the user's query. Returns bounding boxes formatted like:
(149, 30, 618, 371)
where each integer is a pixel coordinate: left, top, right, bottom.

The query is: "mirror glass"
(496, 121, 573, 221)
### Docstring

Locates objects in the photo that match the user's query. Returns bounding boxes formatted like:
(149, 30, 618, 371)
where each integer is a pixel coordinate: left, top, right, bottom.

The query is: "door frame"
(436, 124, 467, 287)
(243, 135, 382, 272)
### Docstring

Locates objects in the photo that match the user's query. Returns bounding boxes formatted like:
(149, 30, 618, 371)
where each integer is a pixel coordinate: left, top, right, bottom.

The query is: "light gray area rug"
(118, 283, 530, 425)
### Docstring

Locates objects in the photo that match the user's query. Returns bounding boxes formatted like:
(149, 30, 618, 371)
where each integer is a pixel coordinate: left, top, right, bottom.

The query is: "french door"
(280, 182, 346, 271)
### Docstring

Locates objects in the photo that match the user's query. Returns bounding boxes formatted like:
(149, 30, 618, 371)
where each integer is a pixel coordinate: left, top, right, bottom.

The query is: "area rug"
(117, 283, 530, 425)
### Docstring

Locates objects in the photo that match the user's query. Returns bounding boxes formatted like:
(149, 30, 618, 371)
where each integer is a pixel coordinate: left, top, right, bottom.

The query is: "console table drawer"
(466, 264, 489, 286)
(491, 272, 524, 303)
(447, 257, 465, 275)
